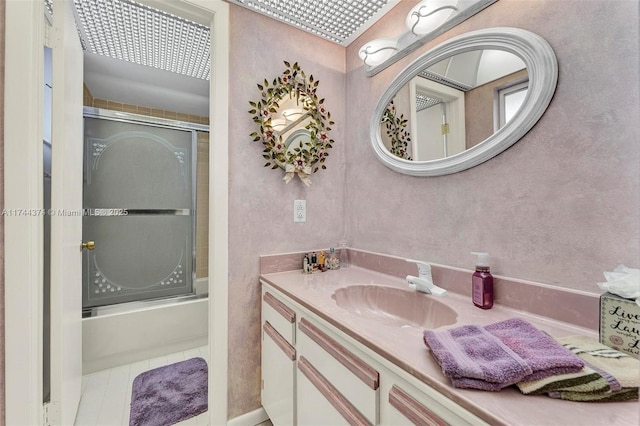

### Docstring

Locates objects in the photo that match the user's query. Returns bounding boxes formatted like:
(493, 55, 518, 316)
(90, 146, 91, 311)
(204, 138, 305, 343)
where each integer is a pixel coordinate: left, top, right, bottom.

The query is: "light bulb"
(406, 0, 460, 36)
(358, 38, 398, 67)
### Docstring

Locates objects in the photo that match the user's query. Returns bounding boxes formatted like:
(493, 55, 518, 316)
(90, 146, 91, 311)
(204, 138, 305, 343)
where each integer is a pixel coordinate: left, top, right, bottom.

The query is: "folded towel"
(516, 366, 605, 395)
(548, 388, 638, 402)
(485, 318, 585, 381)
(423, 324, 532, 390)
(556, 335, 638, 389)
(546, 335, 640, 402)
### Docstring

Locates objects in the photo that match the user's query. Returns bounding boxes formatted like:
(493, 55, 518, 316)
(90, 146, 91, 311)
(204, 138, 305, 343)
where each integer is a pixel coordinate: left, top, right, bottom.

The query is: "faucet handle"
(406, 259, 433, 280)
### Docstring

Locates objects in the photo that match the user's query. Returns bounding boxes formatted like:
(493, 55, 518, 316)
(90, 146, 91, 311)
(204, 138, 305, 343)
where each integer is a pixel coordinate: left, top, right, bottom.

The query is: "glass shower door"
(82, 115, 196, 308)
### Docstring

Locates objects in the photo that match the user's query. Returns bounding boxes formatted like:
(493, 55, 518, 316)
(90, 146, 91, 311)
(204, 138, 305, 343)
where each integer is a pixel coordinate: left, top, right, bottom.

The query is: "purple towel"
(423, 318, 586, 391)
(485, 318, 585, 381)
(423, 325, 532, 390)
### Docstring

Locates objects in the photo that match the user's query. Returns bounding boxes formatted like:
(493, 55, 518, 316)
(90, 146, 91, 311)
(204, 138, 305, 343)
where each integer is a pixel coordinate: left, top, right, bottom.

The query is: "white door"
(48, 0, 84, 423)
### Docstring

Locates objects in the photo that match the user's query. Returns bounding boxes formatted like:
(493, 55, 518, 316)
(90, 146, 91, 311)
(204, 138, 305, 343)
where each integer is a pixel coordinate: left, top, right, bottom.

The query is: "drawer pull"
(298, 356, 371, 426)
(389, 385, 448, 426)
(299, 318, 379, 390)
(264, 292, 296, 323)
(263, 321, 296, 361)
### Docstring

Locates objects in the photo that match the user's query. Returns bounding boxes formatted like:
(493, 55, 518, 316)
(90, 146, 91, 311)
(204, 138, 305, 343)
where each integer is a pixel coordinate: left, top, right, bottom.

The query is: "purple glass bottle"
(471, 252, 494, 309)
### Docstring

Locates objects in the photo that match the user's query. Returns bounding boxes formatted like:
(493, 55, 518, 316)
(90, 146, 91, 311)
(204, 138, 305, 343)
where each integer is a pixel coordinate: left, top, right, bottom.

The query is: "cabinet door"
(262, 321, 296, 426)
(297, 356, 370, 426)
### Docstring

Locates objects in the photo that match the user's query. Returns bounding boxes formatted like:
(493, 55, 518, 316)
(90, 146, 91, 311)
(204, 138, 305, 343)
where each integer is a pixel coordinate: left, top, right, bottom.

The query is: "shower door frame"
(82, 107, 207, 311)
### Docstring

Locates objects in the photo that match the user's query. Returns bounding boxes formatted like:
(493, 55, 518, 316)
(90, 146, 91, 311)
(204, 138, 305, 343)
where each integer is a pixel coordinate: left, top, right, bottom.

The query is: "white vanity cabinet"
(261, 281, 488, 426)
(261, 290, 297, 426)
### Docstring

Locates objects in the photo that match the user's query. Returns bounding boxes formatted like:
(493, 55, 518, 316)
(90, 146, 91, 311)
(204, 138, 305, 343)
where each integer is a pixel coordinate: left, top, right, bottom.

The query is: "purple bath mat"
(129, 357, 208, 426)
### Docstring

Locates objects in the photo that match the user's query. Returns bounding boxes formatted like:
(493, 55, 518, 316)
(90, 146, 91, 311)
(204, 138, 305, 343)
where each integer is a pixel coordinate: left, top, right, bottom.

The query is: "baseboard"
(227, 407, 269, 426)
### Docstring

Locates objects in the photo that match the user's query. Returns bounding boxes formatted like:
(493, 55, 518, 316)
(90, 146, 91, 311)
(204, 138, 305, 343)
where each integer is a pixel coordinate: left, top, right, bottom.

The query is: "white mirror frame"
(370, 27, 558, 176)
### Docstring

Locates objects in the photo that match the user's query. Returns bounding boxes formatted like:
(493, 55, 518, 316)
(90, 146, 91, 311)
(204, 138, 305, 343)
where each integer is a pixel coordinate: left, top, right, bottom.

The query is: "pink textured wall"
(227, 5, 346, 418)
(345, 0, 639, 293)
(228, 0, 639, 417)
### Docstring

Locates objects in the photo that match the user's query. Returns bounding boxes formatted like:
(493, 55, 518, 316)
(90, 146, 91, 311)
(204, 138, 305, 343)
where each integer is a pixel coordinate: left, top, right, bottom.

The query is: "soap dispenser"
(471, 252, 493, 309)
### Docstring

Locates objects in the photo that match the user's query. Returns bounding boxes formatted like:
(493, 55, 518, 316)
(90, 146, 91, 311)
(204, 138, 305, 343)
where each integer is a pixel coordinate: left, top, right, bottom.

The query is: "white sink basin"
(331, 285, 458, 329)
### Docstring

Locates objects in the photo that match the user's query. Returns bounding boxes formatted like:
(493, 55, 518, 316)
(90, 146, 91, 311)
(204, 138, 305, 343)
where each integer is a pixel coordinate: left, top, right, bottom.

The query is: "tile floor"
(74, 346, 210, 425)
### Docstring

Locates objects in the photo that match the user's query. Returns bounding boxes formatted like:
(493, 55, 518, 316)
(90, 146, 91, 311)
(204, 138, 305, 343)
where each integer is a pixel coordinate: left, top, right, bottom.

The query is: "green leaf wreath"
(381, 99, 412, 160)
(249, 61, 335, 186)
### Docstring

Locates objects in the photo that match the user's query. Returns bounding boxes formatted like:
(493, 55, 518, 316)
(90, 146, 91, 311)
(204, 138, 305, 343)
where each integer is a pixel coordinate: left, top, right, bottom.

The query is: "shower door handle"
(81, 240, 95, 251)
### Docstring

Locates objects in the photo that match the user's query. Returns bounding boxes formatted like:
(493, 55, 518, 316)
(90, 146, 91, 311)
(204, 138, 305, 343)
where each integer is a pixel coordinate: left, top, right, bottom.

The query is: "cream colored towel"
(549, 335, 639, 402)
(556, 335, 638, 389)
(516, 366, 606, 395)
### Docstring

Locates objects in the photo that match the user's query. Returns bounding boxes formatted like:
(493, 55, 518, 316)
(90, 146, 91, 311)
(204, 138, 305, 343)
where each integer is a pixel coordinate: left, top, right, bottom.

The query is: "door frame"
(3, 0, 229, 424)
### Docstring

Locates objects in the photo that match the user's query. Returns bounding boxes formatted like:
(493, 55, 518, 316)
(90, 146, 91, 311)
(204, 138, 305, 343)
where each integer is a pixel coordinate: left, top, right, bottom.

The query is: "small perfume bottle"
(338, 241, 349, 268)
(302, 253, 311, 274)
(327, 247, 338, 269)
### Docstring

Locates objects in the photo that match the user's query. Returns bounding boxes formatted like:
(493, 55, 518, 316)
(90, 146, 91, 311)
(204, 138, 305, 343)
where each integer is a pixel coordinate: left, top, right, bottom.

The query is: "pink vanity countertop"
(260, 266, 639, 426)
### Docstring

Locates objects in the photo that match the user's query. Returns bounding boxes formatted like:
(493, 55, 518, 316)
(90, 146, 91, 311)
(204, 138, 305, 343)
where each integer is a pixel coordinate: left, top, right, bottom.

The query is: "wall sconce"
(359, 0, 497, 77)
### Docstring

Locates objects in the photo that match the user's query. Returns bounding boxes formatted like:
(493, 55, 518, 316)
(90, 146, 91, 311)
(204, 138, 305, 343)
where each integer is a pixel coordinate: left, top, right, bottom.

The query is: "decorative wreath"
(249, 61, 335, 186)
(381, 100, 412, 160)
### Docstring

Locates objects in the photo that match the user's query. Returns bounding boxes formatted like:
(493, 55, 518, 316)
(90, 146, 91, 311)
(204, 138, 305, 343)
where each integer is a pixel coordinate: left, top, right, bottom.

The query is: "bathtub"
(82, 278, 209, 374)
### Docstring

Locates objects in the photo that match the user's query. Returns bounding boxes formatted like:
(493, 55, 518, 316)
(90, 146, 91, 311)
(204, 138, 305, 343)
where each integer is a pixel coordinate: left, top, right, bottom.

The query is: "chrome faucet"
(406, 259, 447, 296)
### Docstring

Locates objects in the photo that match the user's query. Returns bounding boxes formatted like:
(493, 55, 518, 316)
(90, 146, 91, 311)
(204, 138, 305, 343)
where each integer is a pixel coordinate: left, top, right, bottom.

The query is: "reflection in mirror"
(370, 28, 558, 176)
(382, 49, 528, 161)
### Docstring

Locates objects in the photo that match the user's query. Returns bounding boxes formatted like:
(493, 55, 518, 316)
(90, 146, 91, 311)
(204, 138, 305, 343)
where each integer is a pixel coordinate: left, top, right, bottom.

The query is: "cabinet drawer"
(263, 291, 296, 345)
(298, 317, 379, 424)
(388, 385, 447, 426)
(382, 377, 488, 426)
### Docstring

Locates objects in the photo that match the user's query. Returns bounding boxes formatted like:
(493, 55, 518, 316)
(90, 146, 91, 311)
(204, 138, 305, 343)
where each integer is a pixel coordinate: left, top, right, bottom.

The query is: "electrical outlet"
(294, 200, 306, 223)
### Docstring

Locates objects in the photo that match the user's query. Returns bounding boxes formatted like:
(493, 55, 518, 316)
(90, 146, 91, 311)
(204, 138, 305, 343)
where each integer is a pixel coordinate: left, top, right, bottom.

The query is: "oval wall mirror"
(370, 27, 558, 176)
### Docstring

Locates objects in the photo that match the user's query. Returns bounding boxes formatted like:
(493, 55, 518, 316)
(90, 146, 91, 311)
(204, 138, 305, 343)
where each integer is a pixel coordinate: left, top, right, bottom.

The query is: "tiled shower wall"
(83, 87, 210, 278)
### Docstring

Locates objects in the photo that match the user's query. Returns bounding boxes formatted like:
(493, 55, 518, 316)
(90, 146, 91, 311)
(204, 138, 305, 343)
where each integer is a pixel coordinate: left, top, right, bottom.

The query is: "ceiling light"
(226, 0, 398, 46)
(73, 0, 211, 80)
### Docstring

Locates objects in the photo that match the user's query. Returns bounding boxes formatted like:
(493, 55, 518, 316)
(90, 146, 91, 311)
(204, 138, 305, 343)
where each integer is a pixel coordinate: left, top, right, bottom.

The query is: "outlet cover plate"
(294, 200, 306, 223)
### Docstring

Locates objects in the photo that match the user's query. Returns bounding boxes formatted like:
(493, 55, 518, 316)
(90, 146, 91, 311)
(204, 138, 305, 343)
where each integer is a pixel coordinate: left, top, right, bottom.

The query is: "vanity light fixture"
(282, 107, 305, 121)
(358, 38, 399, 67)
(406, 0, 460, 36)
(271, 118, 288, 132)
(360, 0, 497, 76)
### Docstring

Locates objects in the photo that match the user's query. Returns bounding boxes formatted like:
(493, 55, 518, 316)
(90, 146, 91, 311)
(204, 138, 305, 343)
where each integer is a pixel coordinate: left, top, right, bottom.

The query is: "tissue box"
(599, 292, 640, 359)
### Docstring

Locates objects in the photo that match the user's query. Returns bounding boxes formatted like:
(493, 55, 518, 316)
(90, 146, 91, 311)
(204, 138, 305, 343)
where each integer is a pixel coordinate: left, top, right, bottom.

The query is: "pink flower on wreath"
(319, 131, 328, 142)
(281, 75, 289, 84)
(274, 142, 285, 152)
(294, 156, 306, 170)
(261, 108, 270, 118)
(263, 128, 275, 140)
(319, 105, 327, 115)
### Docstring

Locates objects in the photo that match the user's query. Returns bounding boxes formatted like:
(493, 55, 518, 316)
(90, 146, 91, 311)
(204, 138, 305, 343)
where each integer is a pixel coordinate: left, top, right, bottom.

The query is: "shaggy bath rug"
(129, 357, 208, 426)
